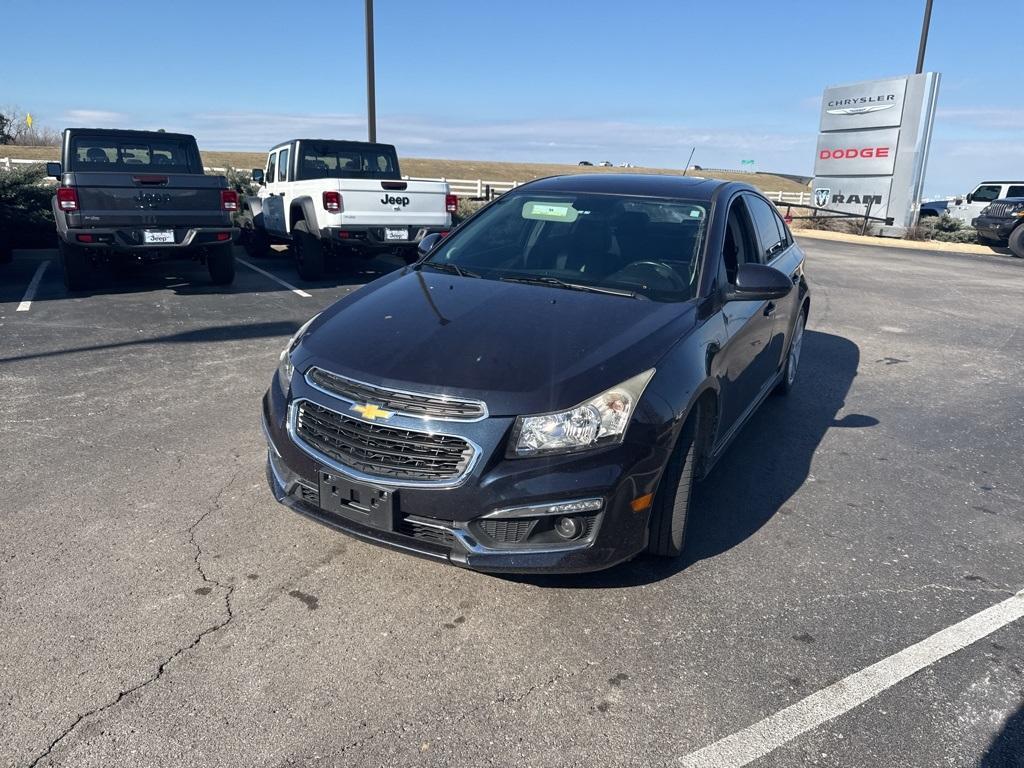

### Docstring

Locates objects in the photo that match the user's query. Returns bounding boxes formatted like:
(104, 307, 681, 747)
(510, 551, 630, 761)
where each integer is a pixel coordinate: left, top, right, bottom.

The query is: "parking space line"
(237, 258, 312, 298)
(16, 260, 51, 312)
(679, 588, 1024, 768)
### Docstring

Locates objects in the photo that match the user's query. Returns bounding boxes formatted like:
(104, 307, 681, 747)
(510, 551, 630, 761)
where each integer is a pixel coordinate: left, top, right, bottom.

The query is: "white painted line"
(237, 258, 312, 298)
(679, 589, 1024, 768)
(16, 260, 50, 311)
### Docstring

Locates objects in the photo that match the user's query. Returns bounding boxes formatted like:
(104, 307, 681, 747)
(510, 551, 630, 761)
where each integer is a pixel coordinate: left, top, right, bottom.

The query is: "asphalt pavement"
(1, 240, 1022, 768)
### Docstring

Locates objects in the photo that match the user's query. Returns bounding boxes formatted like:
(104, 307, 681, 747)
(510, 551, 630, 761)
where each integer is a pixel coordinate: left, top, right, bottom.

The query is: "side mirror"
(251, 168, 264, 184)
(965, 193, 973, 204)
(417, 232, 444, 257)
(725, 263, 793, 302)
(46, 162, 62, 179)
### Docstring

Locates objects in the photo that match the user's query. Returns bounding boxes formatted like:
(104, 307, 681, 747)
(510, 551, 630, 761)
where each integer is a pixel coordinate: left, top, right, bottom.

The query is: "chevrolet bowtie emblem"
(351, 403, 394, 421)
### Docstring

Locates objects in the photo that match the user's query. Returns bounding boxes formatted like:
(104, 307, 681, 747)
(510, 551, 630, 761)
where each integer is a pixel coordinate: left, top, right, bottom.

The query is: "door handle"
(763, 302, 776, 317)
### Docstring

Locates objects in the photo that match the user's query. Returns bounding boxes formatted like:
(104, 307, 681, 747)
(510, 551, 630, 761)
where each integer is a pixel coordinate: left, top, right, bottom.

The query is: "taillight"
(323, 191, 342, 213)
(221, 189, 239, 212)
(57, 187, 79, 211)
(445, 194, 458, 213)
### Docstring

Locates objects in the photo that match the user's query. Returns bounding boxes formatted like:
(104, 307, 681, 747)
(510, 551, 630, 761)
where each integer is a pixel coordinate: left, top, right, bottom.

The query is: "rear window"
(68, 134, 201, 173)
(297, 142, 399, 180)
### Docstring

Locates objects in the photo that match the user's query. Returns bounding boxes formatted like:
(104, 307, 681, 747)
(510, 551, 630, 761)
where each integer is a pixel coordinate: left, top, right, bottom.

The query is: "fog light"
(554, 516, 583, 540)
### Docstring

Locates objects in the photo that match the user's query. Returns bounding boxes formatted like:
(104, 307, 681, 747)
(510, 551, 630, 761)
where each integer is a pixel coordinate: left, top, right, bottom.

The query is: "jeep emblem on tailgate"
(135, 191, 173, 209)
(380, 194, 410, 207)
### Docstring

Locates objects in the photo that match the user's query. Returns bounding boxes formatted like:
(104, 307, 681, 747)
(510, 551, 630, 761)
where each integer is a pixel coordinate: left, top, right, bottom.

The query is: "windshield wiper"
(499, 274, 638, 298)
(420, 261, 482, 279)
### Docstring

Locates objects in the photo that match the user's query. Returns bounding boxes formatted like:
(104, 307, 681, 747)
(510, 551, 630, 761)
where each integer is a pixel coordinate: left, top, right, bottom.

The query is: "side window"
(722, 198, 758, 284)
(1006, 185, 1024, 198)
(278, 148, 290, 182)
(266, 152, 277, 186)
(745, 195, 787, 262)
(972, 185, 1001, 203)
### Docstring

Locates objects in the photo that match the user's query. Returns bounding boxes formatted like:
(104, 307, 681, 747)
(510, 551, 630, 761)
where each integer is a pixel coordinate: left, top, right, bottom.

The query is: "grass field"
(5, 145, 809, 194)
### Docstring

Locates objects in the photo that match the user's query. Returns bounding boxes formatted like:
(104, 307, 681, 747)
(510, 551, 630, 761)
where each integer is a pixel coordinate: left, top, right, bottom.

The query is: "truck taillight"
(323, 191, 342, 213)
(221, 189, 239, 212)
(57, 187, 79, 211)
(445, 194, 458, 213)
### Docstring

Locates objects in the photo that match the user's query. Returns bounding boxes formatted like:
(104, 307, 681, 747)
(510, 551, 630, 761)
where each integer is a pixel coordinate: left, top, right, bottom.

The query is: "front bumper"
(61, 226, 236, 254)
(971, 216, 1019, 243)
(321, 224, 448, 251)
(261, 375, 668, 574)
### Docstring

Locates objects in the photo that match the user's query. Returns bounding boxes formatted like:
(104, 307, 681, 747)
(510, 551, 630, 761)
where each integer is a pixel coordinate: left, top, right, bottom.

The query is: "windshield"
(297, 141, 400, 180)
(423, 192, 708, 302)
(68, 134, 201, 173)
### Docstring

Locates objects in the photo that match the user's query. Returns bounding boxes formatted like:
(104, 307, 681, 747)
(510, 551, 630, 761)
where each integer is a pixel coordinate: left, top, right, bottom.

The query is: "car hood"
(296, 270, 696, 416)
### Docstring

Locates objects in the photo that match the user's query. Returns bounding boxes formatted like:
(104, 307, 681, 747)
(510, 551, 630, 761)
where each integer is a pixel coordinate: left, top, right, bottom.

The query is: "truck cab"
(246, 139, 455, 280)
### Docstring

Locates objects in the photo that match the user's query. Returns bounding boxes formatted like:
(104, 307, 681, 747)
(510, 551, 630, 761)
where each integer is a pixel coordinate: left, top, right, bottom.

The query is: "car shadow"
(519, 329, 876, 588)
(979, 701, 1024, 767)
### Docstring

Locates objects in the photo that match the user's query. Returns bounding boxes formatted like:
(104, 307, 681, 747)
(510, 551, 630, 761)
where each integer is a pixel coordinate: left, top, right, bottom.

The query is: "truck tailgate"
(339, 180, 450, 226)
(66, 171, 227, 228)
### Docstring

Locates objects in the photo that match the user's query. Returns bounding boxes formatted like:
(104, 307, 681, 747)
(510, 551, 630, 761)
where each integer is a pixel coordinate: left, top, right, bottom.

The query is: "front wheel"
(59, 240, 90, 291)
(207, 247, 236, 285)
(647, 415, 699, 558)
(292, 220, 325, 280)
(1008, 226, 1024, 258)
(775, 308, 806, 396)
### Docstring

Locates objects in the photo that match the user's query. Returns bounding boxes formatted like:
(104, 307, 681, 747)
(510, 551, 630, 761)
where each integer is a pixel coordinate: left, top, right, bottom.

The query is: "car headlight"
(277, 314, 320, 389)
(510, 369, 655, 457)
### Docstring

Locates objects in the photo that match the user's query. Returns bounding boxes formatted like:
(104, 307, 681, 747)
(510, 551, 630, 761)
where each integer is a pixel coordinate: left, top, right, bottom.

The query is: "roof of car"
(517, 173, 746, 201)
(64, 127, 197, 142)
(270, 138, 397, 152)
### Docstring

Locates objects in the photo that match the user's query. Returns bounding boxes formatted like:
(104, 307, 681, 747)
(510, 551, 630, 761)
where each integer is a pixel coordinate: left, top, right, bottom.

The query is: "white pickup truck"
(243, 139, 455, 279)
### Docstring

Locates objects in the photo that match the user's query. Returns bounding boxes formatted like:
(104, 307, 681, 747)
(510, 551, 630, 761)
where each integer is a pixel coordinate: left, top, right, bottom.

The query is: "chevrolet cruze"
(262, 174, 809, 573)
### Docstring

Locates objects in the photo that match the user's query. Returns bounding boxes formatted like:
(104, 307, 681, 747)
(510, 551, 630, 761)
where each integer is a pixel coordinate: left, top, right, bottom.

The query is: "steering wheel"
(613, 260, 689, 292)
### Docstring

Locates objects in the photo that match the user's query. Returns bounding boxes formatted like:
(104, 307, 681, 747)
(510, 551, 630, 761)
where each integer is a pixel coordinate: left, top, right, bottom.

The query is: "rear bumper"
(971, 216, 1018, 242)
(322, 224, 448, 251)
(59, 226, 236, 253)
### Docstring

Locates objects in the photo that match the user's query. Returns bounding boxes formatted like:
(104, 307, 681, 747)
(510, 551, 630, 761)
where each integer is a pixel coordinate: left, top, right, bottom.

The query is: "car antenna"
(682, 147, 696, 176)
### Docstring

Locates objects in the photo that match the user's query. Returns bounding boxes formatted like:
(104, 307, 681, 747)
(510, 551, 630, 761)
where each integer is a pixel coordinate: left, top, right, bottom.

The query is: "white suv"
(244, 139, 455, 279)
(942, 181, 1024, 225)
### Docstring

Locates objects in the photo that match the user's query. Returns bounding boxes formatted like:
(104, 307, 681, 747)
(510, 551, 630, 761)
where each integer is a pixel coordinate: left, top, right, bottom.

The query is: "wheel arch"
(289, 196, 319, 231)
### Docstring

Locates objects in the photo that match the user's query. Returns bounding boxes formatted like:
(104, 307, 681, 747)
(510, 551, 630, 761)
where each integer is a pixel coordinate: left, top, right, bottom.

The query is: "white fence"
(0, 157, 808, 203)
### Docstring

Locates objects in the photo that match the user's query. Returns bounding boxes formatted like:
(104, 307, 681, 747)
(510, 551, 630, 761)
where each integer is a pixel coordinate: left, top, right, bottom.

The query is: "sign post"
(811, 72, 940, 235)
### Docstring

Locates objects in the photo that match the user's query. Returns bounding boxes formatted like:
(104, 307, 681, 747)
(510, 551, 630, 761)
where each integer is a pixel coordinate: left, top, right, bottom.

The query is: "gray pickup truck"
(48, 128, 237, 290)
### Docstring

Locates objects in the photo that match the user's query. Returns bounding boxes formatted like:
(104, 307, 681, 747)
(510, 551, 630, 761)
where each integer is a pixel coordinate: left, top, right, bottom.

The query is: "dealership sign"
(811, 72, 940, 232)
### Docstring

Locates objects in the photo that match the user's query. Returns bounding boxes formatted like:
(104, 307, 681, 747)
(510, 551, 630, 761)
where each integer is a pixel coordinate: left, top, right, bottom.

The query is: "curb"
(793, 228, 1009, 257)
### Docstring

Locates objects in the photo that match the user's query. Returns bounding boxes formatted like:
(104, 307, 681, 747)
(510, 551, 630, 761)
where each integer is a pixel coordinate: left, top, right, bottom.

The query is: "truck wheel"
(1008, 226, 1024, 258)
(59, 240, 90, 291)
(243, 221, 271, 259)
(293, 220, 325, 280)
(647, 414, 700, 558)
(207, 247, 236, 285)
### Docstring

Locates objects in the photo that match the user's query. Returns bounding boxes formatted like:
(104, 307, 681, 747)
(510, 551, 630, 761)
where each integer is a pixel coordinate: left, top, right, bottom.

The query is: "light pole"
(365, 0, 376, 142)
(915, 0, 933, 74)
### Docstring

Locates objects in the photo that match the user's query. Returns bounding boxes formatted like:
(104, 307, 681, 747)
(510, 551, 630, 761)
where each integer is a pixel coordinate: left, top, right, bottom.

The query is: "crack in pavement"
(25, 468, 242, 768)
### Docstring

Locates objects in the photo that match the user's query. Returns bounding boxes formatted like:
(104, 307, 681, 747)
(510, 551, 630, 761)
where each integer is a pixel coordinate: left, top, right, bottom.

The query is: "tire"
(774, 307, 807, 396)
(243, 221, 271, 259)
(647, 415, 700, 558)
(59, 239, 90, 291)
(207, 247, 236, 285)
(1008, 226, 1024, 258)
(292, 219, 325, 280)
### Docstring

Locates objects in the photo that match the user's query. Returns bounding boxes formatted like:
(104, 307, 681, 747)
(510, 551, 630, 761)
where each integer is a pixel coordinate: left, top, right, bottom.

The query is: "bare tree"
(0, 106, 60, 146)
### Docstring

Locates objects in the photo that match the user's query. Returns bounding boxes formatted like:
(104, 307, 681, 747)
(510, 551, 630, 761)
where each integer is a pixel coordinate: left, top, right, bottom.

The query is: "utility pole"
(915, 0, 933, 74)
(365, 0, 376, 142)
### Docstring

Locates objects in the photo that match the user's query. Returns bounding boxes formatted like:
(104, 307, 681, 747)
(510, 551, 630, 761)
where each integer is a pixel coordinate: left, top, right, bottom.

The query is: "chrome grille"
(294, 400, 476, 483)
(306, 367, 487, 421)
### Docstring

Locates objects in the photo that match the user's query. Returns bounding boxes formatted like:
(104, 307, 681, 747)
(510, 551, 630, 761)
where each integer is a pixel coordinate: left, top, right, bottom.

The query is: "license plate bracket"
(384, 227, 408, 241)
(143, 229, 175, 244)
(317, 469, 395, 531)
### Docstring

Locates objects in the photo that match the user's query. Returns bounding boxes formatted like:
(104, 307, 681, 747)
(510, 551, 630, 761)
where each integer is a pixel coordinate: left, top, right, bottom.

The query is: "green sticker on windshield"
(522, 201, 579, 223)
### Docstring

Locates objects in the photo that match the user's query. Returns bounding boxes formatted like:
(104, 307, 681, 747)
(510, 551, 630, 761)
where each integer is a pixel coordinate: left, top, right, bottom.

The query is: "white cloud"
(936, 107, 1024, 130)
(61, 109, 129, 127)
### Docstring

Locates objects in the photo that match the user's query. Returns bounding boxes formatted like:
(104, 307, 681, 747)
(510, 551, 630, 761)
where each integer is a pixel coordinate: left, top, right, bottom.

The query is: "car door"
(275, 145, 292, 234)
(715, 195, 779, 436)
(744, 193, 801, 372)
(950, 183, 1001, 224)
(261, 150, 285, 234)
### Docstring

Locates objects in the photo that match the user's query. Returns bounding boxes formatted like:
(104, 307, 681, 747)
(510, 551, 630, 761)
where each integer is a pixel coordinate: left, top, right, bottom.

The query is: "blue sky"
(3, 0, 1019, 194)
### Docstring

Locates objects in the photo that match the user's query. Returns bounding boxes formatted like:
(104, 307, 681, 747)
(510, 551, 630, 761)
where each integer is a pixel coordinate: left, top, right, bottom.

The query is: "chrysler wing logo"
(351, 403, 394, 421)
(814, 188, 831, 208)
(826, 104, 896, 116)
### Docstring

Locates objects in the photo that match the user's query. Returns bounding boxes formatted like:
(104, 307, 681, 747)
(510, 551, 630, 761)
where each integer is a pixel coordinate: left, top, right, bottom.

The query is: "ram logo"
(814, 188, 831, 208)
